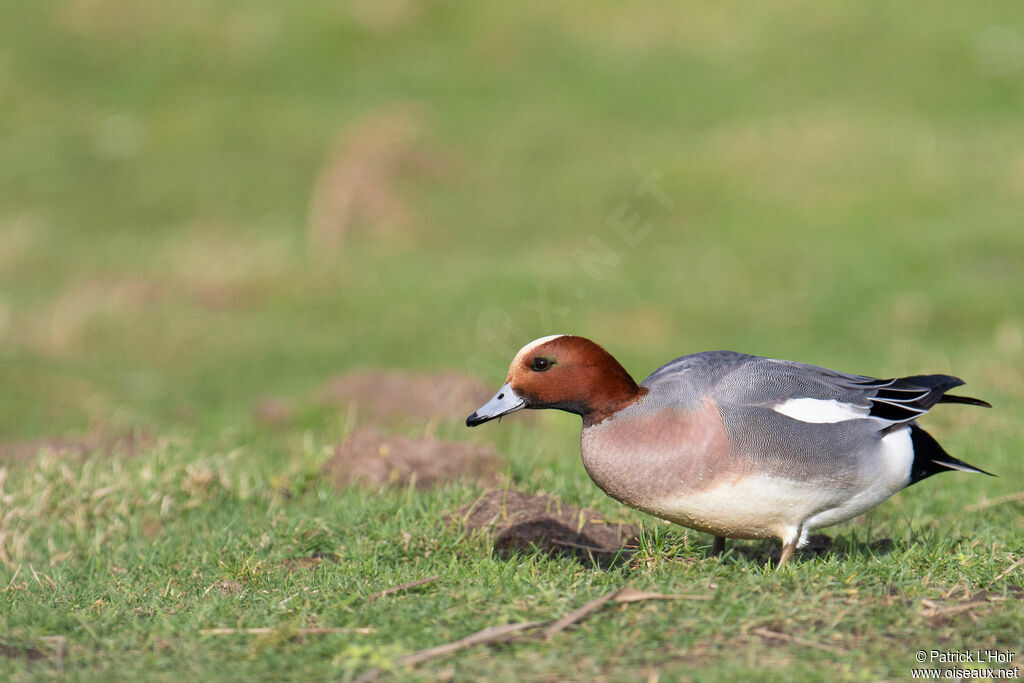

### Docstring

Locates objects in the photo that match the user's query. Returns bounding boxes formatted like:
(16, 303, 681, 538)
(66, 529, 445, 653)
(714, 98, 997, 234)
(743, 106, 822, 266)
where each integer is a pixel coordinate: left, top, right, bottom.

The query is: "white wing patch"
(773, 398, 869, 424)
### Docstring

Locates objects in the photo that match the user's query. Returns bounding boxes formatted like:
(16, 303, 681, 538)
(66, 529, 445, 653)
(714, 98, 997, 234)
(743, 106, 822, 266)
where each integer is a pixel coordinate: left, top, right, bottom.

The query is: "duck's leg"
(777, 540, 797, 568)
(710, 536, 726, 557)
(776, 525, 803, 569)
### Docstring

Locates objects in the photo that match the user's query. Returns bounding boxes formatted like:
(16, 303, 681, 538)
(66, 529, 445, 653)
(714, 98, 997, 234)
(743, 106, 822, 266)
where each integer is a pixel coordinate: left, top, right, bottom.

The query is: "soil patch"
(0, 641, 48, 661)
(323, 428, 501, 490)
(453, 489, 639, 563)
(276, 553, 339, 572)
(726, 534, 893, 566)
(252, 396, 297, 427)
(214, 579, 244, 596)
(319, 370, 494, 425)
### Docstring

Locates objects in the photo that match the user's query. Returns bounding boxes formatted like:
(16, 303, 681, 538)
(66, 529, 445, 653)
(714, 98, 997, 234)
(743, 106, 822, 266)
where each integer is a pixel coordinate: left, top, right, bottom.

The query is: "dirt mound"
(323, 428, 501, 490)
(307, 105, 454, 251)
(454, 489, 639, 562)
(319, 370, 493, 424)
(0, 430, 149, 462)
(252, 396, 297, 427)
(33, 277, 162, 354)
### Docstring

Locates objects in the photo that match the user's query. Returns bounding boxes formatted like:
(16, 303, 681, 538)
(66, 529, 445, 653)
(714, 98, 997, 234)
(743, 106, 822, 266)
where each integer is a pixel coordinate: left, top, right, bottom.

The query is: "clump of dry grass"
(0, 441, 257, 570)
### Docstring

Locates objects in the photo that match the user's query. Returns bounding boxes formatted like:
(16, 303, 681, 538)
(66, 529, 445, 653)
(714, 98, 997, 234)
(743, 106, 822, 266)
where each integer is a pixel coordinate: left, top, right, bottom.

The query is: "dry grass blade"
(543, 589, 619, 639)
(29, 564, 56, 589)
(963, 491, 1024, 513)
(0, 537, 13, 571)
(355, 620, 548, 682)
(40, 636, 67, 671)
(367, 574, 440, 602)
(544, 586, 712, 639)
(751, 627, 844, 655)
(399, 620, 546, 667)
(613, 588, 712, 603)
(199, 627, 373, 636)
(992, 558, 1023, 583)
(4, 564, 22, 591)
(356, 584, 716, 680)
(549, 538, 613, 554)
(919, 600, 989, 617)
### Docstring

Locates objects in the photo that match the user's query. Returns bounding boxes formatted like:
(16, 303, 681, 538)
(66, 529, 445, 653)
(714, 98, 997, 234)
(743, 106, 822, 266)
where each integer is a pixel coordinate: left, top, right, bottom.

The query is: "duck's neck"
(580, 358, 648, 427)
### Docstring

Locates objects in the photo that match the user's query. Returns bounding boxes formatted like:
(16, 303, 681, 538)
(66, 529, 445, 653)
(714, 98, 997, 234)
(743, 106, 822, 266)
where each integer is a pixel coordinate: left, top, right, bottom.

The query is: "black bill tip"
(466, 411, 488, 427)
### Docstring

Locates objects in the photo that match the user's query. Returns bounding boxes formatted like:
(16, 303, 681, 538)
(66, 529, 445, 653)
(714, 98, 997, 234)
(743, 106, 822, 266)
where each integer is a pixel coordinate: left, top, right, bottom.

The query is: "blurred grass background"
(3, 1, 1022, 441)
(2, 2, 1023, 679)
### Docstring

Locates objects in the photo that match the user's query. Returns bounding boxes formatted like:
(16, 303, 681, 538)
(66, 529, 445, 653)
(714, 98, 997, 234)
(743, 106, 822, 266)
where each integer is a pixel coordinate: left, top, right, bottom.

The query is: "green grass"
(2, 0, 1023, 680)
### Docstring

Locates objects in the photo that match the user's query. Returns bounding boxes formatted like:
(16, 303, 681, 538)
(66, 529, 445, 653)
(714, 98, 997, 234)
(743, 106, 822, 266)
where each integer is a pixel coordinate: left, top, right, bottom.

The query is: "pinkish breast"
(579, 397, 749, 517)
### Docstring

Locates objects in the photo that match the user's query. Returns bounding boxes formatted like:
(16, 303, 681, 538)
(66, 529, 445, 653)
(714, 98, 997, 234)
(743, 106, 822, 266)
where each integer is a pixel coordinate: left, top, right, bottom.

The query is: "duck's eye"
(531, 357, 553, 372)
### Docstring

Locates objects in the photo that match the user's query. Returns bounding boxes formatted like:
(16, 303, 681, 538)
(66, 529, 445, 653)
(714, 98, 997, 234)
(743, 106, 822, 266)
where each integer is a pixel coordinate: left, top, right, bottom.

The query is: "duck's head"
(466, 334, 645, 427)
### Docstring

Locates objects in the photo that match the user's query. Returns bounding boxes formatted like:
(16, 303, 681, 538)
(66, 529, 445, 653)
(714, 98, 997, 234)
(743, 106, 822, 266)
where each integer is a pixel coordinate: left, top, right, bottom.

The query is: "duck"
(466, 334, 992, 567)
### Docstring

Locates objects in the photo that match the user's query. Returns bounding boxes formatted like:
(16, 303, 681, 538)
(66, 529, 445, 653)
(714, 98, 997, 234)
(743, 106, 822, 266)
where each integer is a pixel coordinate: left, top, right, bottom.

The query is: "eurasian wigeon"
(466, 335, 992, 567)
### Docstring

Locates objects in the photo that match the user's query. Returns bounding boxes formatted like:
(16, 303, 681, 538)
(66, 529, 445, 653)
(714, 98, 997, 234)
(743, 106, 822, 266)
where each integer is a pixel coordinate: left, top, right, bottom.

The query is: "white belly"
(648, 473, 842, 539)
(602, 428, 915, 543)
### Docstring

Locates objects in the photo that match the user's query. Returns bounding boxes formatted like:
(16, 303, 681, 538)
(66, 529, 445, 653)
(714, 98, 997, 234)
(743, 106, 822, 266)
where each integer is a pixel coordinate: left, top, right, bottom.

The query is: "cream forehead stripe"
(513, 334, 568, 363)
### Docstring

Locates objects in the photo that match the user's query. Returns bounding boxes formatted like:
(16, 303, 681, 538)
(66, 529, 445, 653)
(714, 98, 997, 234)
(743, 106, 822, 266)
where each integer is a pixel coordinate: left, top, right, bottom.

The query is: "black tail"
(868, 374, 991, 422)
(897, 374, 994, 410)
(940, 393, 993, 408)
(908, 423, 995, 485)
